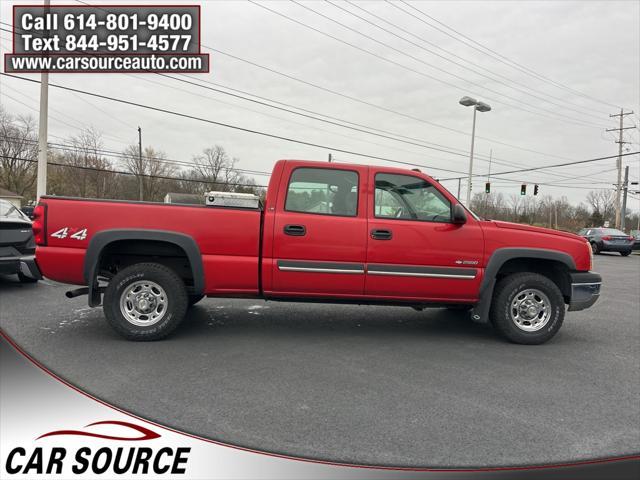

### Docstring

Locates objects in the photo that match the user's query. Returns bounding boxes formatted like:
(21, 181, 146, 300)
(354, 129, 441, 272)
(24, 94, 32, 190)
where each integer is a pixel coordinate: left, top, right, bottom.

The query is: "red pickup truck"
(29, 159, 601, 344)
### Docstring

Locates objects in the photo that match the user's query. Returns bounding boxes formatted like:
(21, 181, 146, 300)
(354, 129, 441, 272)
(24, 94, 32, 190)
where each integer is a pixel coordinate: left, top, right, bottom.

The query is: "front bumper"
(0, 254, 43, 280)
(568, 271, 602, 311)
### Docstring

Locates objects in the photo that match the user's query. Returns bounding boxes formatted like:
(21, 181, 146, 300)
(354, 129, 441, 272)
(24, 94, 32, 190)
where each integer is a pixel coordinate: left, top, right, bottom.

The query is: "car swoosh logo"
(36, 420, 160, 441)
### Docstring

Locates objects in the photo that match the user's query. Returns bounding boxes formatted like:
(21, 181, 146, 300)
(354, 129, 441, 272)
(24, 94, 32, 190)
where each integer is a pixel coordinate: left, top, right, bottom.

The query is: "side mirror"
(452, 204, 467, 224)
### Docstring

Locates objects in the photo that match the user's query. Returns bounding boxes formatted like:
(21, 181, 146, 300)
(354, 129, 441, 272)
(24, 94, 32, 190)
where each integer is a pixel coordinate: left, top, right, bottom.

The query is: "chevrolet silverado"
(28, 160, 602, 344)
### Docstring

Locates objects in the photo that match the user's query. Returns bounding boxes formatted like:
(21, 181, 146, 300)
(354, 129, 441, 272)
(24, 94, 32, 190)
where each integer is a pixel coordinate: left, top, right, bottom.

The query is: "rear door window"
(285, 167, 359, 217)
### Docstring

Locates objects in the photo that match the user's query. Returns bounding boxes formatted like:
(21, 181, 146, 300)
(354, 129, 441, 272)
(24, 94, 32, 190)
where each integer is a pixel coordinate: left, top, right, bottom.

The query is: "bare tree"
(508, 194, 523, 221)
(190, 145, 242, 193)
(48, 127, 114, 199)
(0, 106, 38, 198)
(586, 190, 615, 226)
(123, 145, 177, 201)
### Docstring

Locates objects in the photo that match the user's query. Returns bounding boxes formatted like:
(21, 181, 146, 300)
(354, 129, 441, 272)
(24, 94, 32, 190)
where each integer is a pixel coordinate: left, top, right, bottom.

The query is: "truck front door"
(365, 171, 484, 302)
(269, 164, 368, 297)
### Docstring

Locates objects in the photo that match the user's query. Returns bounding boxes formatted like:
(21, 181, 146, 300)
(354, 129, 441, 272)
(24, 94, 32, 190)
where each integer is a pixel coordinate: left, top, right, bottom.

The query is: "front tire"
(591, 242, 600, 254)
(103, 263, 188, 341)
(490, 273, 565, 345)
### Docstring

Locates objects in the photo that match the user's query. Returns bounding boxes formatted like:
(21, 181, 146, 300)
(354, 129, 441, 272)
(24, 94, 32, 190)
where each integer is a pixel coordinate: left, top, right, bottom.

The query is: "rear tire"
(103, 262, 188, 341)
(17, 271, 38, 283)
(620, 250, 631, 257)
(490, 273, 565, 345)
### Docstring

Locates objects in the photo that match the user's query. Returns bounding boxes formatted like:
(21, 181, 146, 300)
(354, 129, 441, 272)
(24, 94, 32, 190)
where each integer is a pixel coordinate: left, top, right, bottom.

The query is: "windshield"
(0, 200, 29, 220)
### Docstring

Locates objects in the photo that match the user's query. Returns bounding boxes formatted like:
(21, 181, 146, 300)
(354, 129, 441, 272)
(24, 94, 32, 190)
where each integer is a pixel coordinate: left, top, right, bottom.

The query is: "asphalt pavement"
(1, 252, 639, 467)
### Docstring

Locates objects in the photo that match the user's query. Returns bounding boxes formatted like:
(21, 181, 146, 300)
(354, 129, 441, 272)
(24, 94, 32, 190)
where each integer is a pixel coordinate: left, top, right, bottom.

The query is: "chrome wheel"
(119, 280, 168, 326)
(510, 288, 552, 332)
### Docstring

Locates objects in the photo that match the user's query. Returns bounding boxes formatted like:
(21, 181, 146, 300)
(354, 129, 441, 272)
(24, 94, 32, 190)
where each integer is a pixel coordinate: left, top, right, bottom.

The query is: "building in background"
(0, 188, 23, 209)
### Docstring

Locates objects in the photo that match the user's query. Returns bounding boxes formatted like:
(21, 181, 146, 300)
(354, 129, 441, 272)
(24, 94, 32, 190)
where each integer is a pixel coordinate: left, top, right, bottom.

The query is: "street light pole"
(467, 106, 477, 206)
(459, 96, 491, 206)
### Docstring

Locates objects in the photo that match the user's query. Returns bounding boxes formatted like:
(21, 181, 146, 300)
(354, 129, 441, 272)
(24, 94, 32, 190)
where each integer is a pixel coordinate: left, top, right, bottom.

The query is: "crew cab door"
(365, 170, 484, 301)
(269, 163, 368, 297)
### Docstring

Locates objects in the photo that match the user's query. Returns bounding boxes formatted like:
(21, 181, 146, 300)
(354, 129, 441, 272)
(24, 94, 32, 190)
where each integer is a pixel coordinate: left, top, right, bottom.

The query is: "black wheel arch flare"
(472, 248, 576, 324)
(83, 229, 205, 307)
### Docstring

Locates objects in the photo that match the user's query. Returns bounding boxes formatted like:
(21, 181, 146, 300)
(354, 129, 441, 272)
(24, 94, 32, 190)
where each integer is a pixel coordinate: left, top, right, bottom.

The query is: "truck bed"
(36, 197, 262, 295)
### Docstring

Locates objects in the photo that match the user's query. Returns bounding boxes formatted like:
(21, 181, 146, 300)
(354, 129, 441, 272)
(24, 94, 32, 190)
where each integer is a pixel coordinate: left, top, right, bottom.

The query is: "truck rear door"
(269, 163, 368, 297)
(365, 169, 484, 302)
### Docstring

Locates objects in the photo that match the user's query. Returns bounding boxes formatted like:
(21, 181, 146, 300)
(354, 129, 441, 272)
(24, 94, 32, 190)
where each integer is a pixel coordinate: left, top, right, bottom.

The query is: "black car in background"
(20, 205, 34, 219)
(0, 199, 40, 283)
(578, 227, 635, 256)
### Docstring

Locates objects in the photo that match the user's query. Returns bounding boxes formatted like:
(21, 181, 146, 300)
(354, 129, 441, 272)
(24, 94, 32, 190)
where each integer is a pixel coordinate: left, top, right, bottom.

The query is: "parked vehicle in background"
(0, 199, 41, 283)
(631, 230, 640, 251)
(32, 160, 601, 345)
(20, 206, 35, 219)
(578, 228, 634, 256)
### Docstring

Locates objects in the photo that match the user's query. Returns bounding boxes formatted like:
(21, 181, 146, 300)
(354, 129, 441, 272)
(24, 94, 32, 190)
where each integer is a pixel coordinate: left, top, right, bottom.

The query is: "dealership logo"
(4, 420, 190, 475)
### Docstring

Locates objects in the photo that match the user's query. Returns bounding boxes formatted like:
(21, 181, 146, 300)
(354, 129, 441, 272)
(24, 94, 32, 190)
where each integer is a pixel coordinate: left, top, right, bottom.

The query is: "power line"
(393, 0, 622, 110)
(3, 19, 495, 167)
(0, 72, 473, 176)
(0, 134, 273, 177)
(3, 74, 632, 186)
(203, 46, 606, 167)
(442, 151, 639, 180)
(2, 73, 624, 188)
(0, 15, 622, 168)
(330, 0, 609, 120)
(160, 74, 602, 183)
(36, 135, 600, 186)
(0, 79, 131, 144)
(133, 72, 480, 163)
(0, 154, 269, 189)
(252, 0, 608, 129)
(0, 15, 624, 186)
(1, 153, 618, 194)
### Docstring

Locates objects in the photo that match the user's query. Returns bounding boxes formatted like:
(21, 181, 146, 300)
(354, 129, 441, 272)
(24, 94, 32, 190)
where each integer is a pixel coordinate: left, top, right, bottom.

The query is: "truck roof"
(274, 159, 438, 181)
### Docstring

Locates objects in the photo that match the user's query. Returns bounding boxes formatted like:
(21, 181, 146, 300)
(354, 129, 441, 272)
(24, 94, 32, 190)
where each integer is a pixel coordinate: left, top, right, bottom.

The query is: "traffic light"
(520, 184, 527, 195)
(534, 184, 539, 196)
(485, 182, 491, 193)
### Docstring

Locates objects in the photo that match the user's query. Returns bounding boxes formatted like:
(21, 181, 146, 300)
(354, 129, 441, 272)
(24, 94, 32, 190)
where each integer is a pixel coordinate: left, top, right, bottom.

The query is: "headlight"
(587, 240, 594, 270)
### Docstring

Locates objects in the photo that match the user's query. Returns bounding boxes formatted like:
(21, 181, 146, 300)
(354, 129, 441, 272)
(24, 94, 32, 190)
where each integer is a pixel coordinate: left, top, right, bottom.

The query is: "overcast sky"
(1, 0, 639, 207)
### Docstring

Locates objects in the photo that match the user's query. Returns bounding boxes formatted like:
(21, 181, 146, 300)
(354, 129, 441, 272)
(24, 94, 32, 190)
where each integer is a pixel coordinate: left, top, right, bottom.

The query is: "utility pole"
(607, 109, 634, 229)
(457, 178, 462, 198)
(328, 153, 332, 163)
(621, 165, 629, 231)
(137, 126, 143, 201)
(36, 0, 51, 200)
